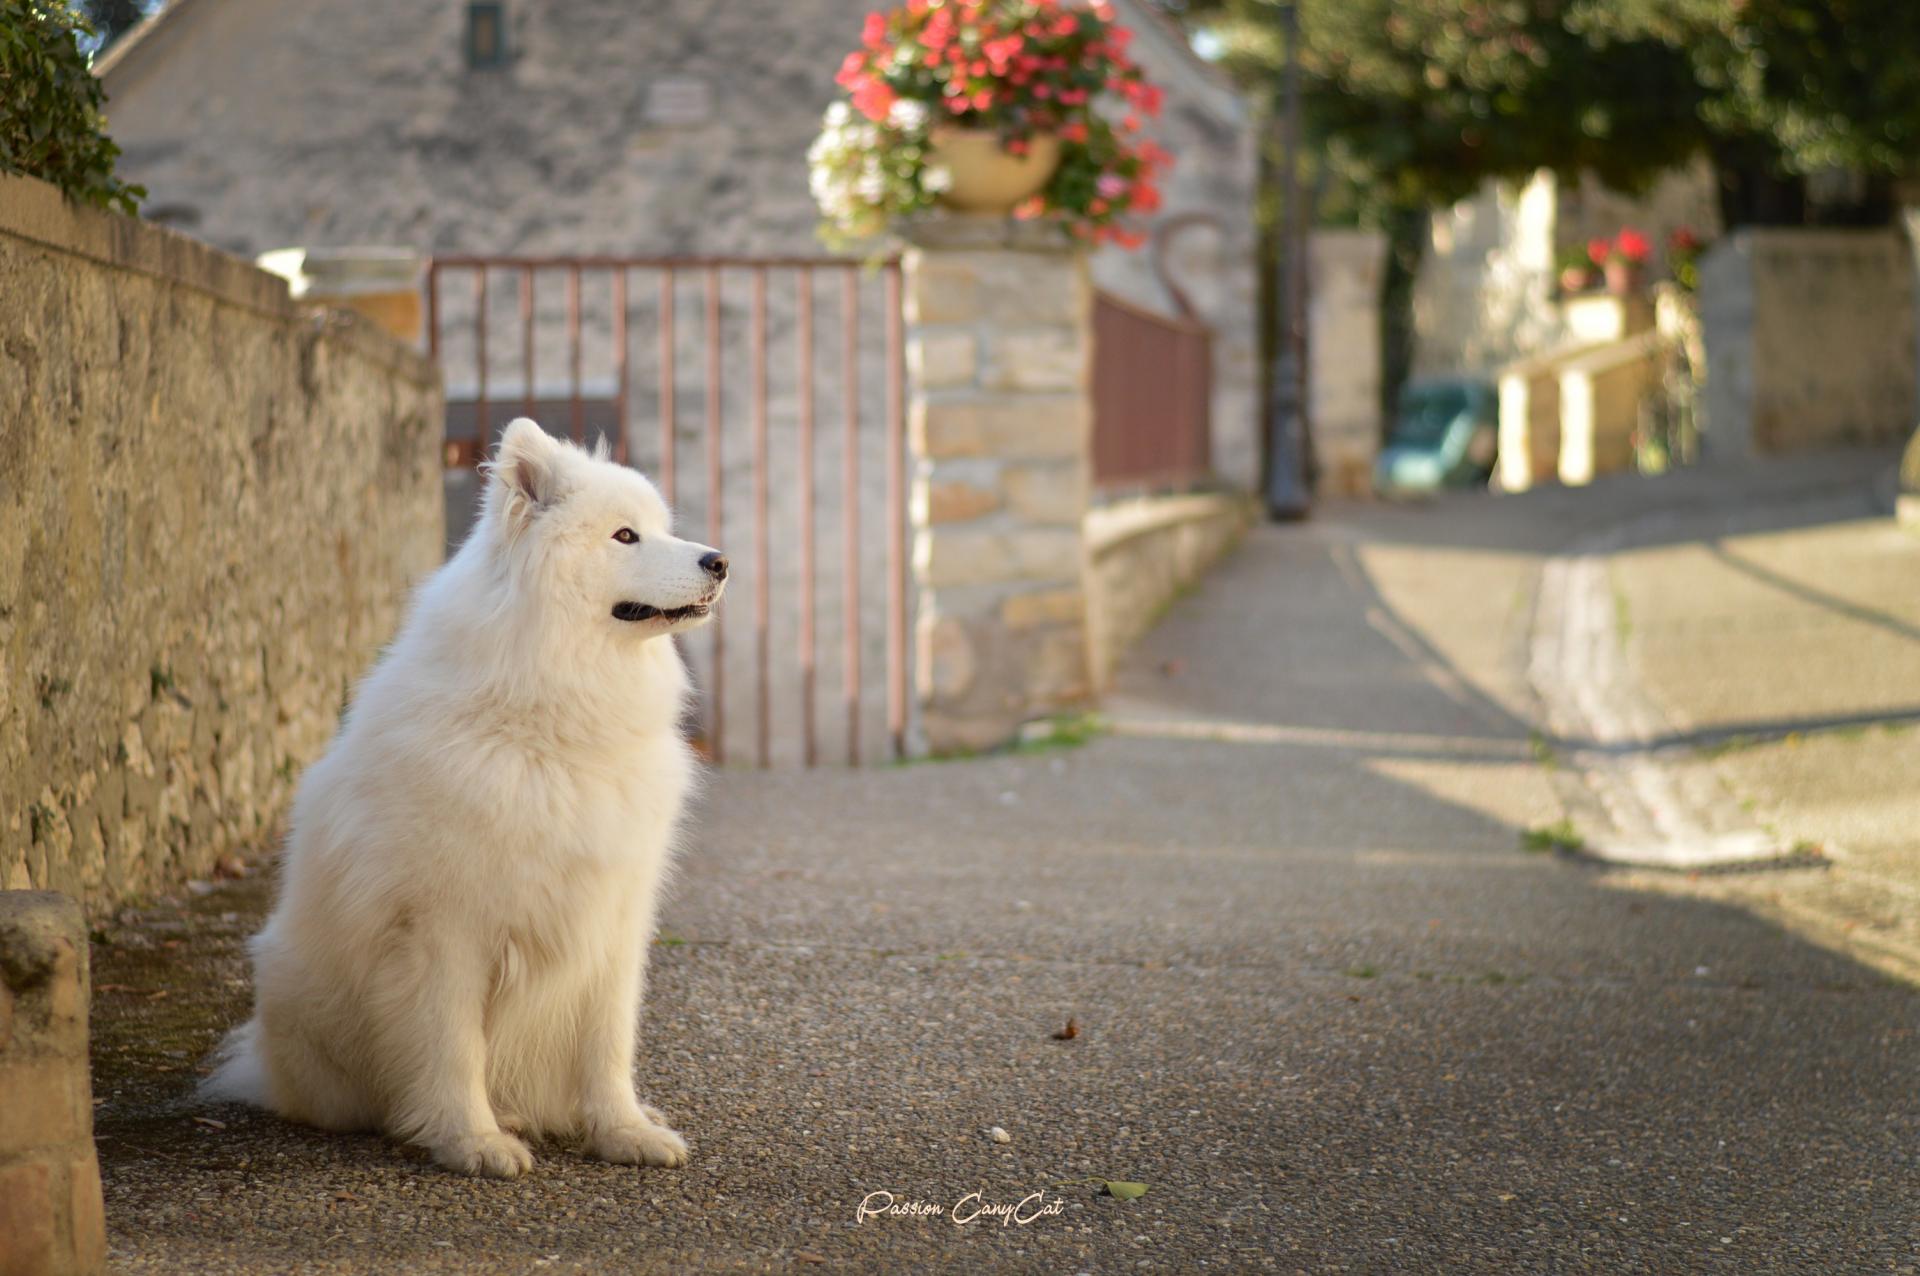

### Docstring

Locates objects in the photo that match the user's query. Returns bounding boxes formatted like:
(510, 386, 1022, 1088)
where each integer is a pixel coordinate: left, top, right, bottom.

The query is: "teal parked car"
(1372, 377, 1499, 496)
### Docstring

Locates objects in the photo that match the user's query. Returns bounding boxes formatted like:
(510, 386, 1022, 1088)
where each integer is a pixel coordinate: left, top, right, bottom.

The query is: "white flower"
(888, 99, 930, 132)
(922, 164, 952, 194)
(825, 101, 852, 128)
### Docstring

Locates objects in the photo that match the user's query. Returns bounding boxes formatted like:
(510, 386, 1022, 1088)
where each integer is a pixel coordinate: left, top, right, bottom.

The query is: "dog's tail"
(198, 1018, 270, 1108)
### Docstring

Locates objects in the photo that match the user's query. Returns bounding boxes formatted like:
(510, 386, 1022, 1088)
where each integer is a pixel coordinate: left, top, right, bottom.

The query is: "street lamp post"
(1264, 0, 1310, 519)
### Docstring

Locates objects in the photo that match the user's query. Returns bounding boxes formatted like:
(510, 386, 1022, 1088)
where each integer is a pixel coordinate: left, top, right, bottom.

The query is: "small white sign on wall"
(645, 77, 712, 127)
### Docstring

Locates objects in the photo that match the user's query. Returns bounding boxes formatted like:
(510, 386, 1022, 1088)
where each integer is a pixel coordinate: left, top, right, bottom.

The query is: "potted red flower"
(1666, 225, 1705, 292)
(1590, 228, 1652, 296)
(812, 0, 1170, 247)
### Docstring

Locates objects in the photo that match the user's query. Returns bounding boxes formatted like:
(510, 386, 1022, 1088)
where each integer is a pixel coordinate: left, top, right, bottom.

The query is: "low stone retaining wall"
(1086, 493, 1254, 688)
(0, 174, 444, 908)
(0, 892, 104, 1275)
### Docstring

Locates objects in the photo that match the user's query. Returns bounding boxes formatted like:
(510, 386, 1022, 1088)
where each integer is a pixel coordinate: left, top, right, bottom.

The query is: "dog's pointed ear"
(486, 418, 559, 523)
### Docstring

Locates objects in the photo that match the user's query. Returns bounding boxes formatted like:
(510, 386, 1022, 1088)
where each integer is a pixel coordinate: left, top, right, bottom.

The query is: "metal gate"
(425, 255, 909, 767)
(1090, 289, 1212, 495)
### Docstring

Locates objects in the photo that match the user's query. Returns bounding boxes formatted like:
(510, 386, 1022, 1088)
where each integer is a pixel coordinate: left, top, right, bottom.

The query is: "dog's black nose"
(700, 552, 729, 581)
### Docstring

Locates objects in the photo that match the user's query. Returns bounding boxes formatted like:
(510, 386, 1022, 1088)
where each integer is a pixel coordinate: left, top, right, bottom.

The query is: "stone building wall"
(1411, 171, 1561, 380)
(0, 174, 444, 907)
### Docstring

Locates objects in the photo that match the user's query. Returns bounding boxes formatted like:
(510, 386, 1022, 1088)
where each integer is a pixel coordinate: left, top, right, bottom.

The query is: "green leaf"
(1104, 1181, 1149, 1200)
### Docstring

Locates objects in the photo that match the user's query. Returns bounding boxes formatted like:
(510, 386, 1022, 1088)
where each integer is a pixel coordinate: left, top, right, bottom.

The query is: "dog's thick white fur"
(204, 418, 724, 1178)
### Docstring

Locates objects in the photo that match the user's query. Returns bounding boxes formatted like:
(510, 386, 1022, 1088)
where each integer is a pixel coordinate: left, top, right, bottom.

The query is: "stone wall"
(0, 892, 104, 1275)
(0, 174, 444, 908)
(1699, 230, 1917, 457)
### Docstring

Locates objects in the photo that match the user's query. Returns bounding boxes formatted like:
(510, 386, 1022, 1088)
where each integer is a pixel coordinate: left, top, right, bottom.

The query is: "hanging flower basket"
(925, 126, 1062, 213)
(809, 0, 1170, 249)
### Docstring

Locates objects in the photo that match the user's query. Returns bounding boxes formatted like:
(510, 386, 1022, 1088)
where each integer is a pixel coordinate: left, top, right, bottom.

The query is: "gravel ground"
(92, 452, 1920, 1274)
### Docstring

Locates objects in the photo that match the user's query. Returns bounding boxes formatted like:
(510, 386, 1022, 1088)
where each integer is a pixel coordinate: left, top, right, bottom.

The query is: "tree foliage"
(1184, 0, 1920, 226)
(0, 0, 144, 212)
(1574, 0, 1920, 177)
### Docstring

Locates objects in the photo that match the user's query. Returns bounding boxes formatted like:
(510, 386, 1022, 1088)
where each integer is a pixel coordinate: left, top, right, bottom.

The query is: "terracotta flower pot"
(926, 127, 1062, 214)
(1604, 258, 1644, 296)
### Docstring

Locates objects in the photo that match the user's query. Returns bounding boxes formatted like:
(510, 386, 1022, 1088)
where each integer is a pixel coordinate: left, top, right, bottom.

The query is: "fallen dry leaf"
(1052, 1018, 1080, 1041)
(794, 1251, 827, 1265)
(191, 1117, 227, 1131)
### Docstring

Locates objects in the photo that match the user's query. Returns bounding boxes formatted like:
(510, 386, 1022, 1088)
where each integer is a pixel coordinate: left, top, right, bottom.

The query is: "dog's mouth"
(612, 601, 711, 624)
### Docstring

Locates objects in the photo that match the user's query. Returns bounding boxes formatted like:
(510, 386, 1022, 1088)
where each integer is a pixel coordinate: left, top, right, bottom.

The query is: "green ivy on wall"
(0, 0, 144, 213)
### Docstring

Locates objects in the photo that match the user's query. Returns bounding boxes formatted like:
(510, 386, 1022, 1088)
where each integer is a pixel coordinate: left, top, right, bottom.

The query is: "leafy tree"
(1183, 0, 1917, 228)
(1571, 0, 1920, 225)
(0, 0, 144, 212)
(1176, 0, 1916, 427)
(1192, 0, 1702, 222)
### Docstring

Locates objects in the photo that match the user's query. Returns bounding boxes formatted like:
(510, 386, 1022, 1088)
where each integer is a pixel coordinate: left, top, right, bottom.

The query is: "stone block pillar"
(0, 892, 105, 1276)
(902, 220, 1094, 754)
(256, 246, 425, 346)
(1307, 230, 1386, 496)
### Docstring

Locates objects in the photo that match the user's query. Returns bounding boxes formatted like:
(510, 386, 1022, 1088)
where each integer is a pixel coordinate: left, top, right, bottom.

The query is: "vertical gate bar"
(797, 268, 817, 767)
(474, 267, 489, 464)
(567, 263, 584, 443)
(520, 264, 535, 420)
(426, 262, 440, 361)
(705, 264, 725, 765)
(883, 262, 906, 760)
(840, 266, 860, 766)
(659, 270, 677, 504)
(751, 267, 770, 769)
(612, 269, 629, 464)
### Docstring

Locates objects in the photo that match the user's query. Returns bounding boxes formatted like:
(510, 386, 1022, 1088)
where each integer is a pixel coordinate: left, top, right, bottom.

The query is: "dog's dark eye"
(612, 528, 639, 545)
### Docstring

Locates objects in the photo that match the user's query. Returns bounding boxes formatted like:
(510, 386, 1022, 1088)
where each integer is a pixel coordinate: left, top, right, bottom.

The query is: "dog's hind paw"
(588, 1117, 689, 1168)
(432, 1130, 535, 1178)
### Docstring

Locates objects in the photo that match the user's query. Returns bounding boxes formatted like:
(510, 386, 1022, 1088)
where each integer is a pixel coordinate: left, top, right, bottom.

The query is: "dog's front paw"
(588, 1116, 689, 1168)
(432, 1130, 535, 1178)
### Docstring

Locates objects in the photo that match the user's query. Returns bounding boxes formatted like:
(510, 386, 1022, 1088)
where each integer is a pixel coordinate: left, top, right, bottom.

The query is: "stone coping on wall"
(1086, 490, 1257, 556)
(0, 173, 435, 384)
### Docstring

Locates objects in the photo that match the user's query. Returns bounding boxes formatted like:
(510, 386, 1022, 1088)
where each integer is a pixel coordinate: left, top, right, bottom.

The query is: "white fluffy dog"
(205, 418, 725, 1178)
